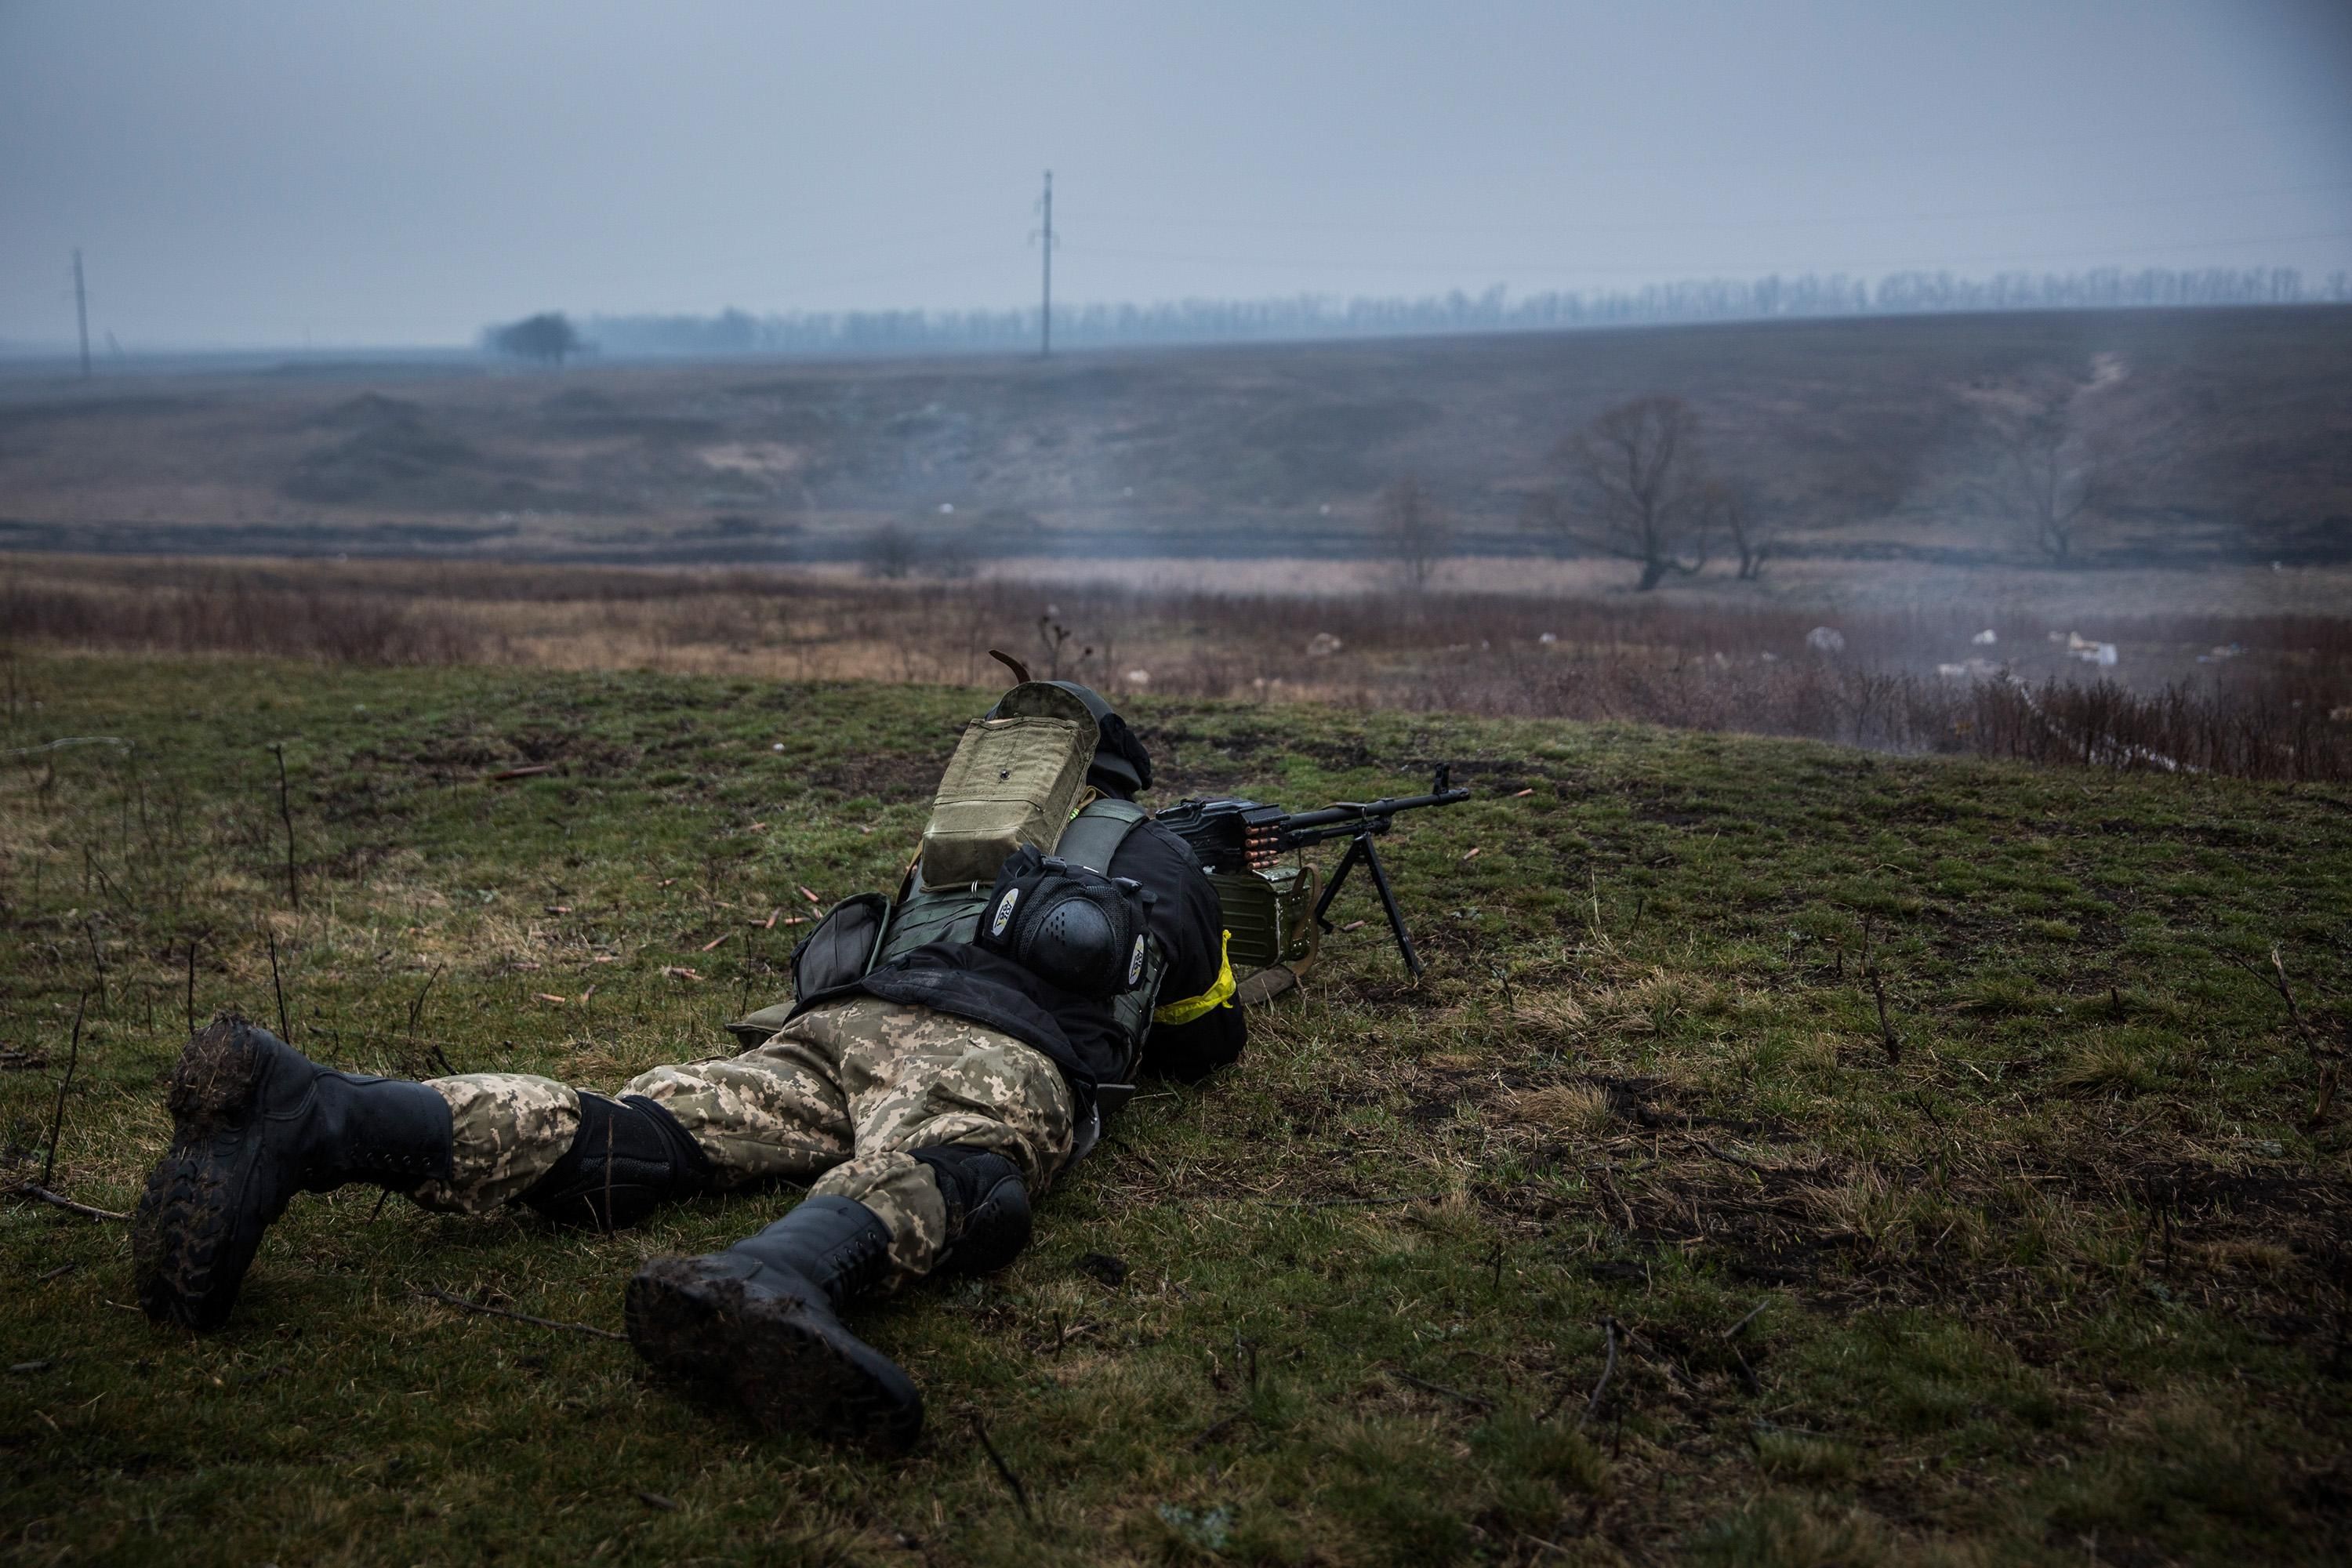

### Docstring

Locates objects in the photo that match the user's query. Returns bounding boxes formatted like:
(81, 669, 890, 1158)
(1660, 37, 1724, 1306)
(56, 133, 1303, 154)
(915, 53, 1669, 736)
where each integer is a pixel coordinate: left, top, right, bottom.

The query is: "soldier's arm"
(1117, 821, 1247, 1080)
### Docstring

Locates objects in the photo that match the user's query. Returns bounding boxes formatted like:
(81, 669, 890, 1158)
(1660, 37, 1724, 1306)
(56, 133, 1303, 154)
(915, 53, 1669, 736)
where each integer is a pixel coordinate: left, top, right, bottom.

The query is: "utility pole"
(1036, 170, 1054, 358)
(73, 250, 90, 379)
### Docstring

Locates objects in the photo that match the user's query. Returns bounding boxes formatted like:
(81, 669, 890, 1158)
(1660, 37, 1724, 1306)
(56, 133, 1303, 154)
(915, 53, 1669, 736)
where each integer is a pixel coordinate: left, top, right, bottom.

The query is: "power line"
(72, 250, 89, 379)
(1031, 170, 1057, 357)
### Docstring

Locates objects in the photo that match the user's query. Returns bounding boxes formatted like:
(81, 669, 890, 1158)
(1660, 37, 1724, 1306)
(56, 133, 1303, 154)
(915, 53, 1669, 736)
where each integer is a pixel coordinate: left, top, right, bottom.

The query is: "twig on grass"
(416, 1287, 626, 1341)
(0, 735, 128, 759)
(1860, 915, 1900, 1065)
(1684, 1134, 1771, 1174)
(1722, 1301, 1769, 1341)
(967, 1413, 1033, 1519)
(10, 1184, 129, 1221)
(1577, 1317, 1619, 1432)
(266, 924, 291, 1041)
(184, 933, 200, 1036)
(2220, 943, 2343, 1123)
(1251, 1192, 1439, 1209)
(269, 742, 299, 911)
(405, 964, 445, 1037)
(2219, 944, 2307, 1033)
(39, 991, 89, 1192)
(81, 918, 108, 1008)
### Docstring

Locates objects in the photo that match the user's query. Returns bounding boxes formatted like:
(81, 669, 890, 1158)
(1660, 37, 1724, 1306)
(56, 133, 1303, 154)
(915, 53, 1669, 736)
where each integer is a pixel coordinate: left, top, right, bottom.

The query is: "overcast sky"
(3, 0, 2349, 348)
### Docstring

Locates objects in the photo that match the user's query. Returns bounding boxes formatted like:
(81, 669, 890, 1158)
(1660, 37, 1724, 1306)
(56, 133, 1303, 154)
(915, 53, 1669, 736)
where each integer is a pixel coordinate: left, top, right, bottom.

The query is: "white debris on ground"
(1805, 626, 1846, 654)
(1125, 670, 1152, 688)
(2198, 643, 2244, 663)
(2042, 631, 2120, 667)
(1306, 632, 1344, 658)
(1937, 659, 2002, 679)
(1538, 632, 1558, 644)
(1972, 629, 1998, 645)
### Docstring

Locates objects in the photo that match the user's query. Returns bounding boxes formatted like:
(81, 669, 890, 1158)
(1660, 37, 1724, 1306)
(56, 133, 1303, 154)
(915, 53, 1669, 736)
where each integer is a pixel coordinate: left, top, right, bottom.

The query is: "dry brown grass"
(6, 552, 2348, 780)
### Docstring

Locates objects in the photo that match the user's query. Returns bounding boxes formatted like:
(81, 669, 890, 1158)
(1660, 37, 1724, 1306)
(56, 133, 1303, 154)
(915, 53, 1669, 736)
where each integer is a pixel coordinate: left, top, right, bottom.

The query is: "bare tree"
(1708, 480, 1773, 580)
(1374, 475, 1453, 593)
(1529, 395, 1711, 590)
(1963, 365, 2130, 566)
(485, 311, 581, 367)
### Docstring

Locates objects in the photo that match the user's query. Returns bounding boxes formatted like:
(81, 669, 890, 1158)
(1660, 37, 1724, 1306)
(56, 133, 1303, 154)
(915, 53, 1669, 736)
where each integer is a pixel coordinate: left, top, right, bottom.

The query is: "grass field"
(2, 654, 2347, 1565)
(4, 307, 2348, 569)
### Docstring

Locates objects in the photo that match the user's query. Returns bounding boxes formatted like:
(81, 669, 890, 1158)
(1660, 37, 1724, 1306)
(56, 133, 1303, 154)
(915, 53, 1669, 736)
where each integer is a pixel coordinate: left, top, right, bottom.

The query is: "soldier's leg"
(808, 996, 1077, 1282)
(136, 1015, 456, 1330)
(137, 1014, 860, 1333)
(626, 999, 1022, 1452)
(619, 1029, 854, 1185)
(415, 1031, 857, 1227)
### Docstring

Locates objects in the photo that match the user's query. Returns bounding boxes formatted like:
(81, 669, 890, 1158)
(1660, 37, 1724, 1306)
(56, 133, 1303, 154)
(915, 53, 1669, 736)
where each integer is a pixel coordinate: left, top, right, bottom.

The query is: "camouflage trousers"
(408, 996, 1076, 1281)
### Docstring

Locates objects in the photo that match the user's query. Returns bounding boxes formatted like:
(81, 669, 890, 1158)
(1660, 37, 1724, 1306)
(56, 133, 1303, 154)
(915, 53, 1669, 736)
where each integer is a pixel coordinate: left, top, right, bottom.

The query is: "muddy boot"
(913, 1145, 1032, 1276)
(626, 1196, 921, 1453)
(132, 1014, 453, 1331)
(517, 1092, 713, 1230)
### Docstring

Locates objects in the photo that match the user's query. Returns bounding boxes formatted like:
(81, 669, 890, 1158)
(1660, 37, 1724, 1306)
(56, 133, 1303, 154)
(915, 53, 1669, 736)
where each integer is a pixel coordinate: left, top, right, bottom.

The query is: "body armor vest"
(868, 798, 1167, 1091)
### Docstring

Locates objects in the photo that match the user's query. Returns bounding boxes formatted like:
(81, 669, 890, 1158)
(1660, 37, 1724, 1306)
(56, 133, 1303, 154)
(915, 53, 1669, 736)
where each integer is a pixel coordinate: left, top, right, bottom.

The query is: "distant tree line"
(563, 266, 2352, 360)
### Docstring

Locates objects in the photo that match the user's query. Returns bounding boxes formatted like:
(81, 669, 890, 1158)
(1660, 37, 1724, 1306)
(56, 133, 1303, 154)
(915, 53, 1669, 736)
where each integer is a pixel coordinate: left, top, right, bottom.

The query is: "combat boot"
(517, 1092, 714, 1230)
(913, 1145, 1033, 1276)
(626, 1196, 922, 1453)
(132, 1014, 452, 1331)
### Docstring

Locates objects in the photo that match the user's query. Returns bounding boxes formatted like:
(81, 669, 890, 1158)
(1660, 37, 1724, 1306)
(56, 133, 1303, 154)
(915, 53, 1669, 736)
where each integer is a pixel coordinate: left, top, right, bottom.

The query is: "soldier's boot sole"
(625, 1255, 924, 1454)
(132, 1020, 283, 1331)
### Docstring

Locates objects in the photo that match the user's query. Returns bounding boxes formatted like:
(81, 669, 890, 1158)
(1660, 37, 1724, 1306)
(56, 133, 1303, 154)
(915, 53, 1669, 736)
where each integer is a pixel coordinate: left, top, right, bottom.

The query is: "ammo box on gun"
(1209, 864, 1319, 973)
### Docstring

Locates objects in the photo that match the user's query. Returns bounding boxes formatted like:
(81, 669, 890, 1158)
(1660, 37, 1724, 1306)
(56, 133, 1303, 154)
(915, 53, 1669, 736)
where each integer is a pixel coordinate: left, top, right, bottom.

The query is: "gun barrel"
(1281, 787, 1471, 833)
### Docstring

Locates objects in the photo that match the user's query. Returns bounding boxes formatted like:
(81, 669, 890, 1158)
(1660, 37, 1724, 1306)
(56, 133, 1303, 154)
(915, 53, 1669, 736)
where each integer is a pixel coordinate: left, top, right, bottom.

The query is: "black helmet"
(978, 848, 1154, 997)
(985, 680, 1153, 798)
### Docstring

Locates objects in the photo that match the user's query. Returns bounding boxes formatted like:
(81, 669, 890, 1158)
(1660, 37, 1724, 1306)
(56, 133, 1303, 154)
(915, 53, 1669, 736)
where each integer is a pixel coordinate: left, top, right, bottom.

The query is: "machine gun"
(1154, 767, 1471, 978)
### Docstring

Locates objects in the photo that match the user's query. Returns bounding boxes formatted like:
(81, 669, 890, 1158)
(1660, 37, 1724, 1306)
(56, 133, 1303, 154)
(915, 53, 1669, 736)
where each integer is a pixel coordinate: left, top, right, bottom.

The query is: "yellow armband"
(1152, 930, 1236, 1025)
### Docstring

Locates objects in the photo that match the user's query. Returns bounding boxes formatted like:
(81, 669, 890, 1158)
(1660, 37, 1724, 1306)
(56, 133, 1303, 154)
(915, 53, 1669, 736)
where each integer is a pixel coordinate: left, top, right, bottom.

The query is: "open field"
(7, 555, 2350, 782)
(3, 308, 2348, 570)
(3, 655, 2347, 1564)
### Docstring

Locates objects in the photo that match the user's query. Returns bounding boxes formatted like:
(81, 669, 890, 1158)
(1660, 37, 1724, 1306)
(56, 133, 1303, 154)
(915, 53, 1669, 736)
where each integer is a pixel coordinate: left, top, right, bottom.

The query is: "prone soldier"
(131, 680, 1242, 1452)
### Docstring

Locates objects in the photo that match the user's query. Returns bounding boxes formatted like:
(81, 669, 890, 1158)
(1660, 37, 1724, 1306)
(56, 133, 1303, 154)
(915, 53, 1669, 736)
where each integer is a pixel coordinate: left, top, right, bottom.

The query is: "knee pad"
(521, 1093, 713, 1230)
(912, 1145, 1032, 1276)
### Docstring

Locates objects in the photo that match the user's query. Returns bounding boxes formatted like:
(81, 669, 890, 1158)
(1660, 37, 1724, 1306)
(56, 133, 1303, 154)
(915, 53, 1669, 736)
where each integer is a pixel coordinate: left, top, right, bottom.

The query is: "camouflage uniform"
(409, 996, 1074, 1280)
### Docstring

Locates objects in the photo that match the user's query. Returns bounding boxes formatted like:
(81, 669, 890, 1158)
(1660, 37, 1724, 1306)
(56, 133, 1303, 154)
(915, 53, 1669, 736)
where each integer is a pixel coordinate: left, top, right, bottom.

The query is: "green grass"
(2, 653, 2347, 1566)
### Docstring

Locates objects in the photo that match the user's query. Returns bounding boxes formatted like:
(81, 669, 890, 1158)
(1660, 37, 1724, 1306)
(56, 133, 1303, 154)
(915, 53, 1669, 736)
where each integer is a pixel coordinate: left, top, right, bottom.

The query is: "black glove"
(977, 846, 1156, 998)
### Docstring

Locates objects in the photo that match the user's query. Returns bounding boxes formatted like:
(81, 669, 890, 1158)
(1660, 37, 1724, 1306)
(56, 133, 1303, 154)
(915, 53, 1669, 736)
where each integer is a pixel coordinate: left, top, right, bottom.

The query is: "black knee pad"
(911, 1145, 1032, 1276)
(521, 1093, 713, 1231)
